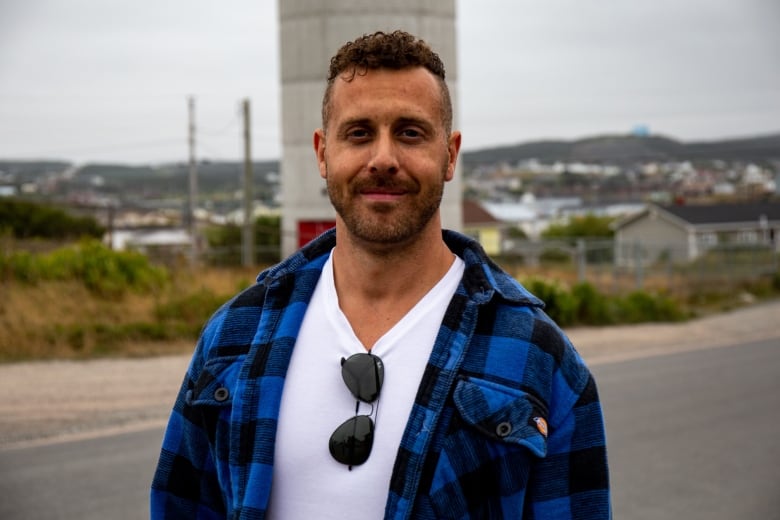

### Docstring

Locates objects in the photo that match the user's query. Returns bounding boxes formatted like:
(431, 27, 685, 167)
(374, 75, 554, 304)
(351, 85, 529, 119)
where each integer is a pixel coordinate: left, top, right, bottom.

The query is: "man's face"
(314, 66, 461, 248)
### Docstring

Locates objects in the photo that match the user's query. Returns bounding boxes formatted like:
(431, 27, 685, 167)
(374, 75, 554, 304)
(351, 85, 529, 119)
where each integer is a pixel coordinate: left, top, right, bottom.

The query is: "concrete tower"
(278, 1, 461, 256)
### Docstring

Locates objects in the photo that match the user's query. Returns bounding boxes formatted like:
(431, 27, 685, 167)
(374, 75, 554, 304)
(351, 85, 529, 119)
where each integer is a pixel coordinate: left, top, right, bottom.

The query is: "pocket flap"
(187, 358, 241, 407)
(453, 377, 548, 458)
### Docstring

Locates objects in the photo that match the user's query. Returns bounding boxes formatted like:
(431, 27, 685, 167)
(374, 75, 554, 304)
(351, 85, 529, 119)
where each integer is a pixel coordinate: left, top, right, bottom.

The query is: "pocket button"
(495, 421, 513, 437)
(214, 387, 230, 402)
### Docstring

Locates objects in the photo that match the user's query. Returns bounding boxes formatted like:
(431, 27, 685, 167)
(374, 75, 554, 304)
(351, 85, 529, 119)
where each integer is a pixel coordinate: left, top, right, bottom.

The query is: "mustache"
(350, 174, 419, 193)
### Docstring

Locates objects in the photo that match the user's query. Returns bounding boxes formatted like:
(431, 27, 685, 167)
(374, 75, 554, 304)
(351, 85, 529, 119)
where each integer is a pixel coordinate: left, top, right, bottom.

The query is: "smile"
(359, 186, 408, 199)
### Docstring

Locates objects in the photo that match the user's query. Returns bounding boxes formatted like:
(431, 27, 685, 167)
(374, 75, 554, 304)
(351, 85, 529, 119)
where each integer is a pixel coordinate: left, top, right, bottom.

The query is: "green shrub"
(1, 239, 168, 296)
(204, 215, 281, 265)
(522, 277, 687, 326)
(524, 277, 577, 326)
(542, 214, 615, 239)
(614, 291, 686, 323)
(571, 282, 614, 325)
(0, 251, 41, 282)
(0, 198, 104, 239)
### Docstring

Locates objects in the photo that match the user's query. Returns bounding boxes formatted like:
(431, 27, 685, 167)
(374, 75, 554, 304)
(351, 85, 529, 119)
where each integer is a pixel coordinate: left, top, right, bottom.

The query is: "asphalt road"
(0, 427, 164, 520)
(1, 337, 778, 519)
(593, 337, 780, 519)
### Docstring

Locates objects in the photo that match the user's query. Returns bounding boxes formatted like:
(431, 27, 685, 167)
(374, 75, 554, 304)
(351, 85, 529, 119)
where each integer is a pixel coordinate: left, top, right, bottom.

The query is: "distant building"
(612, 202, 780, 265)
(462, 199, 505, 255)
(481, 196, 583, 239)
(109, 228, 192, 265)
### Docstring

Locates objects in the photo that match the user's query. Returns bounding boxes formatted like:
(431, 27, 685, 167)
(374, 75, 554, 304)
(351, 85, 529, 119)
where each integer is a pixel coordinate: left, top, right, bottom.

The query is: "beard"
(326, 170, 445, 246)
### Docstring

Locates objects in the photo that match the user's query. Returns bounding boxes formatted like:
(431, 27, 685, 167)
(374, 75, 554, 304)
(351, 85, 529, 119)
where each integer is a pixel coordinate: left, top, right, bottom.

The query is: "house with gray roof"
(612, 201, 780, 266)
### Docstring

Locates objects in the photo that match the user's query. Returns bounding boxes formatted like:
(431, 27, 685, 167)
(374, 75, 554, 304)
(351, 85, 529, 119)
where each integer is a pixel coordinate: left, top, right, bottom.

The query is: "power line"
(199, 114, 241, 137)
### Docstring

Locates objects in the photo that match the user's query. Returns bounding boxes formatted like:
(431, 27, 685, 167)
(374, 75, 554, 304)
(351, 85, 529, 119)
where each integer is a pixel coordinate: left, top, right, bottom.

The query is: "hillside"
(2, 133, 779, 189)
(460, 133, 780, 168)
(0, 159, 281, 206)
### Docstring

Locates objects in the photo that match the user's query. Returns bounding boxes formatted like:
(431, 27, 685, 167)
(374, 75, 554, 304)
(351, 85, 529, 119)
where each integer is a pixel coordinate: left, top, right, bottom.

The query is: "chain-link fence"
(497, 238, 780, 296)
(155, 235, 779, 299)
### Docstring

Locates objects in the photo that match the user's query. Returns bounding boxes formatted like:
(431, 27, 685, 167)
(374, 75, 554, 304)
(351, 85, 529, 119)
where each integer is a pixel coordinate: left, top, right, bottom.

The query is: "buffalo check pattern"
(152, 229, 610, 519)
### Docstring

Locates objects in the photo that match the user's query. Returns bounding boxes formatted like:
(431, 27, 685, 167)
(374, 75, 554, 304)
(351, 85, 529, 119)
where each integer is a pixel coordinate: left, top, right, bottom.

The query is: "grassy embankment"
(0, 240, 258, 361)
(2, 240, 779, 362)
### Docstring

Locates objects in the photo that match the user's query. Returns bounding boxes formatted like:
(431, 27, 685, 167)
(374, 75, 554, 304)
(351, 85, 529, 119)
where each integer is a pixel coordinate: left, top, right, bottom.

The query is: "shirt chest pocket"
(425, 377, 549, 518)
(453, 376, 548, 457)
(185, 357, 244, 445)
(187, 358, 243, 407)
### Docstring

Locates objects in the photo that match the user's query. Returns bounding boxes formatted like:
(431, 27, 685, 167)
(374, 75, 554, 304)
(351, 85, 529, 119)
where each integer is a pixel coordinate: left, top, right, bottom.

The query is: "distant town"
(1, 132, 779, 259)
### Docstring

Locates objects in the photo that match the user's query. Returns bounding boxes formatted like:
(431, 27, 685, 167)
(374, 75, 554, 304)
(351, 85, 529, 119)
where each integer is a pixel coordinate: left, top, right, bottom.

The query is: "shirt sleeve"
(150, 333, 229, 519)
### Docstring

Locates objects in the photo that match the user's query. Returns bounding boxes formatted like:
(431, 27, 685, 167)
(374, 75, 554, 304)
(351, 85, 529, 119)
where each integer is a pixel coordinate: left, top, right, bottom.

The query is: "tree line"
(0, 198, 104, 240)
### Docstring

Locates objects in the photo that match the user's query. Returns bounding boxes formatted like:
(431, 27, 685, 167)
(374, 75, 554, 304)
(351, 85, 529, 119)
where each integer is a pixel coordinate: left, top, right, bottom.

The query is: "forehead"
(327, 67, 443, 126)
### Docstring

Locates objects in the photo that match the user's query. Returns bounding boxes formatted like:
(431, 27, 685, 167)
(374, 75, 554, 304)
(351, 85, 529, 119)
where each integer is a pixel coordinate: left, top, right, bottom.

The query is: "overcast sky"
(1, 0, 778, 164)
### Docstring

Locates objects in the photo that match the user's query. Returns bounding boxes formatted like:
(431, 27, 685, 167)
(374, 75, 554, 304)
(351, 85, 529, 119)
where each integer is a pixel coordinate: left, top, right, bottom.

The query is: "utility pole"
(187, 96, 199, 264)
(241, 98, 254, 267)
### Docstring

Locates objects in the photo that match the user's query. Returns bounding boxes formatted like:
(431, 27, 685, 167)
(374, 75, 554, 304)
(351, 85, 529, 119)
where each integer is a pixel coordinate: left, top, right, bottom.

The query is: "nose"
(368, 131, 399, 175)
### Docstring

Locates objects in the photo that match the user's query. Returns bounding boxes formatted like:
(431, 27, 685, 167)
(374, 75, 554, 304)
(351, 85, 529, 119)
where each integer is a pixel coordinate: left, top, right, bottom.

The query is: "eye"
(398, 127, 423, 140)
(346, 128, 371, 141)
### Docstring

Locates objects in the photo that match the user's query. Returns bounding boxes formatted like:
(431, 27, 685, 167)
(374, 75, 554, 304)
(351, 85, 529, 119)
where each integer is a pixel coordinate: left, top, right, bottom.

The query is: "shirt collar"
(258, 228, 544, 309)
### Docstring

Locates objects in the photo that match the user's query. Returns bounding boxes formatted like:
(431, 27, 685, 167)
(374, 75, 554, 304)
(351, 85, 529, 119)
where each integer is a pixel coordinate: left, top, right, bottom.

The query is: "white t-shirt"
(267, 251, 464, 519)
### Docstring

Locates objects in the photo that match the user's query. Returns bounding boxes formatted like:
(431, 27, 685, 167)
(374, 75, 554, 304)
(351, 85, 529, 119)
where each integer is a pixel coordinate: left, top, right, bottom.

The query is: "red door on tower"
(298, 220, 336, 248)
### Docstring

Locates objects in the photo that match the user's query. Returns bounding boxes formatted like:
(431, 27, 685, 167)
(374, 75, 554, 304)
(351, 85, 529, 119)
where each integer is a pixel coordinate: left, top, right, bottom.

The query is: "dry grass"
(2, 260, 776, 362)
(0, 265, 263, 362)
(171, 264, 260, 294)
(1, 280, 154, 360)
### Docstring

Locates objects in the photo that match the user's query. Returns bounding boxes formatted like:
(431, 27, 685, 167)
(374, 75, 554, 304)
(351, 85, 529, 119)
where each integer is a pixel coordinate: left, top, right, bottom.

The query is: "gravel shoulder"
(2, 300, 778, 450)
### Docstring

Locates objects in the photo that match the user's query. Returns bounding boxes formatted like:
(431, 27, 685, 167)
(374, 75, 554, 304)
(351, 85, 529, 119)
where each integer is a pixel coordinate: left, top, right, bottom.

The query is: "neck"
(331, 222, 454, 349)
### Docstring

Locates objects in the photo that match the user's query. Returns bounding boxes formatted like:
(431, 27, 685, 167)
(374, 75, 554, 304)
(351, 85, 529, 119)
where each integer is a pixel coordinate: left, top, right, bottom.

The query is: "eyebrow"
(342, 116, 434, 128)
(396, 116, 432, 129)
(337, 117, 372, 131)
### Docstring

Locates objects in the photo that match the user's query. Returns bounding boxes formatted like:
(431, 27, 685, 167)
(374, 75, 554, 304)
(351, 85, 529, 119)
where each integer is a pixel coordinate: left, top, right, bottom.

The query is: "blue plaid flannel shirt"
(152, 229, 610, 519)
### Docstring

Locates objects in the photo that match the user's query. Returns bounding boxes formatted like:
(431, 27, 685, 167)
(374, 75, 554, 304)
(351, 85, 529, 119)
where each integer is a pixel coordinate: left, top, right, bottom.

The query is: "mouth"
(357, 181, 412, 202)
(349, 173, 418, 204)
(360, 187, 406, 197)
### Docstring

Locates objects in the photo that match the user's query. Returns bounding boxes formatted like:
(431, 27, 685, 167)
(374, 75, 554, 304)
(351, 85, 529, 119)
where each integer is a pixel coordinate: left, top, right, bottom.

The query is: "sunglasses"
(329, 352, 384, 469)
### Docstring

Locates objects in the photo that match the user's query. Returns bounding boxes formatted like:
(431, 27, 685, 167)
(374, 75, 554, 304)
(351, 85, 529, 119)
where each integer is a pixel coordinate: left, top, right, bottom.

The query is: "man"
(152, 30, 610, 519)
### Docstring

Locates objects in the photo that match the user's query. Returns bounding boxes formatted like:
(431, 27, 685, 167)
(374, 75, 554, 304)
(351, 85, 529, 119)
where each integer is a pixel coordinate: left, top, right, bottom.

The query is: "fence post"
(612, 240, 622, 294)
(577, 238, 586, 283)
(634, 240, 644, 290)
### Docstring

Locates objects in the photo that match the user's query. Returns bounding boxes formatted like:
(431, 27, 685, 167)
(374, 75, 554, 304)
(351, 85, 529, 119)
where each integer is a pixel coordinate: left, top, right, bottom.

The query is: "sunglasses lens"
(341, 353, 384, 402)
(329, 415, 374, 466)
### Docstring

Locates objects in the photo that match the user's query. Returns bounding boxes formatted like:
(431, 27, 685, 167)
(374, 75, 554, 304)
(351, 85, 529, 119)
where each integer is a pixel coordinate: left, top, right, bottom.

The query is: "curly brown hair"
(321, 30, 453, 135)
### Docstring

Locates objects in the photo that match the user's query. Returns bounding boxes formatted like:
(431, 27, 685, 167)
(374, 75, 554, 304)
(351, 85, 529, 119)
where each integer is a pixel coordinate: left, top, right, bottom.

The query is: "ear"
(313, 129, 327, 179)
(444, 131, 462, 182)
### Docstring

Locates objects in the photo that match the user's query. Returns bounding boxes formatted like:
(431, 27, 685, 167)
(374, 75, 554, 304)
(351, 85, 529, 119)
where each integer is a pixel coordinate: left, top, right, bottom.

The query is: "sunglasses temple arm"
(347, 400, 360, 471)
